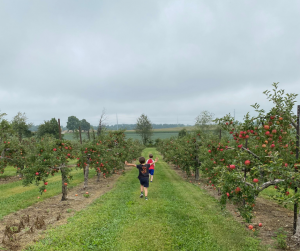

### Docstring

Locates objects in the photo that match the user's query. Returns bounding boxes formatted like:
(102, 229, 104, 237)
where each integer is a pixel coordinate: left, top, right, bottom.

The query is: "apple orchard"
(157, 83, 300, 240)
(0, 127, 144, 201)
(1, 83, 300, 243)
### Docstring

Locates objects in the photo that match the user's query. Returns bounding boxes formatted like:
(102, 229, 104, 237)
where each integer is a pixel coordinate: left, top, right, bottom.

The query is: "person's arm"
(125, 161, 136, 167)
(149, 158, 159, 166)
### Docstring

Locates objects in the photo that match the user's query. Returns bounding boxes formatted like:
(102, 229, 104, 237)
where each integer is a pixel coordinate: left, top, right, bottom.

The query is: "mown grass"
(26, 148, 264, 251)
(0, 166, 96, 220)
(0, 166, 18, 179)
(259, 186, 295, 211)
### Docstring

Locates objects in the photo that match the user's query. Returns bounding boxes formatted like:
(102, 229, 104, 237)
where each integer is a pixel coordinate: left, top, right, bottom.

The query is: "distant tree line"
(1, 110, 216, 144)
(30, 123, 189, 132)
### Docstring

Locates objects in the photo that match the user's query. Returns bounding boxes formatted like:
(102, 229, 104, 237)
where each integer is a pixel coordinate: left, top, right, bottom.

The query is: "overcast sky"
(0, 0, 299, 126)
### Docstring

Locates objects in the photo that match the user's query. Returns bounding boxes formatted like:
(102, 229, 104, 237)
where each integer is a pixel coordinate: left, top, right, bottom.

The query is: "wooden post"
(79, 126, 82, 145)
(84, 154, 90, 189)
(88, 130, 90, 141)
(61, 168, 68, 201)
(294, 105, 300, 234)
(58, 119, 61, 140)
(97, 169, 101, 182)
(219, 129, 221, 140)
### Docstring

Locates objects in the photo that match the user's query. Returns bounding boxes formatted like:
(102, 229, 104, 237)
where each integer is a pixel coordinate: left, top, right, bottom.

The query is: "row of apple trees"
(157, 83, 300, 240)
(0, 116, 144, 201)
(76, 130, 144, 188)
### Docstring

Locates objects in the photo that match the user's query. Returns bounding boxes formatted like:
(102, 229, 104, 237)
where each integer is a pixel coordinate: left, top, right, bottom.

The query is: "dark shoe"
(140, 193, 143, 198)
(145, 197, 148, 200)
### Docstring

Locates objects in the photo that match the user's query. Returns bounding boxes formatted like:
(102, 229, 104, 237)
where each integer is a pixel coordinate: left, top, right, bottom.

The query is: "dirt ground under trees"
(0, 176, 21, 185)
(171, 164, 300, 251)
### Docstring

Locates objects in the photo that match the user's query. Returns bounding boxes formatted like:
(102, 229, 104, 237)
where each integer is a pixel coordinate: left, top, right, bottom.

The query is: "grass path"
(26, 148, 264, 251)
(0, 166, 17, 178)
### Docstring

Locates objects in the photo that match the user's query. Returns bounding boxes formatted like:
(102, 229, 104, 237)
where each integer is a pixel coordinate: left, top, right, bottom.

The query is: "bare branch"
(241, 147, 261, 160)
(258, 179, 284, 191)
(244, 182, 254, 188)
(97, 108, 108, 136)
(243, 179, 284, 192)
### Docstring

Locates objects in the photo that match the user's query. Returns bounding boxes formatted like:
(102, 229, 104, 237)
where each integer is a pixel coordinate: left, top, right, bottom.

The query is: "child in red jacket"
(146, 154, 155, 182)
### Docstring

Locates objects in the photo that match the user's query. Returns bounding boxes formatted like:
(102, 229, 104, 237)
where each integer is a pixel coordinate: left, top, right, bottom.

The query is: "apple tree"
(22, 136, 76, 200)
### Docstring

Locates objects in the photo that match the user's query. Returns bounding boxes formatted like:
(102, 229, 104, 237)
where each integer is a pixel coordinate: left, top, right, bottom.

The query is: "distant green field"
(125, 131, 179, 141)
(62, 126, 222, 142)
(126, 126, 196, 133)
(63, 131, 179, 141)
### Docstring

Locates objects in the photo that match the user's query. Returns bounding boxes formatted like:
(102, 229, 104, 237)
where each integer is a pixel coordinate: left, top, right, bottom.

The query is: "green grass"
(0, 166, 18, 179)
(126, 126, 197, 132)
(26, 148, 264, 251)
(259, 186, 295, 211)
(125, 131, 179, 140)
(0, 166, 96, 220)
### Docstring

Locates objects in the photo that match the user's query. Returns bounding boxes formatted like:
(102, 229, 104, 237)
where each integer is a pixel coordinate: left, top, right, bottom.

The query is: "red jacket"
(146, 158, 155, 170)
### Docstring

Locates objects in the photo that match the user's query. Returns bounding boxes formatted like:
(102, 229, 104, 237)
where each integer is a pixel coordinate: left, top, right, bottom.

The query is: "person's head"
(149, 154, 153, 159)
(139, 156, 145, 164)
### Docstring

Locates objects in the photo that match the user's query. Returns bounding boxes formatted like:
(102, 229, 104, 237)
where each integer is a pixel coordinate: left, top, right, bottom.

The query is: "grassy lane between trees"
(0, 166, 17, 178)
(0, 167, 96, 220)
(26, 148, 265, 251)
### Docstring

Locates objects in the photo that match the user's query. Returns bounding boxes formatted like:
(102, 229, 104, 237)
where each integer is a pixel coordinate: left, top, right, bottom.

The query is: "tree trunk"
(292, 210, 300, 241)
(18, 165, 24, 178)
(84, 164, 89, 189)
(195, 167, 199, 180)
(97, 171, 101, 182)
(61, 169, 68, 201)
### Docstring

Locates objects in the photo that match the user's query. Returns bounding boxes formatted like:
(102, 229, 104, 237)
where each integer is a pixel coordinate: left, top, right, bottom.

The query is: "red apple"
(230, 165, 236, 170)
(235, 187, 241, 193)
(245, 160, 250, 166)
(253, 178, 259, 183)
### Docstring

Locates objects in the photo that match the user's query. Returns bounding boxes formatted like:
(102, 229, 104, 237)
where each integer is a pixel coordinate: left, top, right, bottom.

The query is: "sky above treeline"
(1, 1, 300, 127)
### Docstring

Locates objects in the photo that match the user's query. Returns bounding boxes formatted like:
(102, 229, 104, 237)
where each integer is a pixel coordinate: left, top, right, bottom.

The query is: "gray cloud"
(0, 0, 299, 126)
